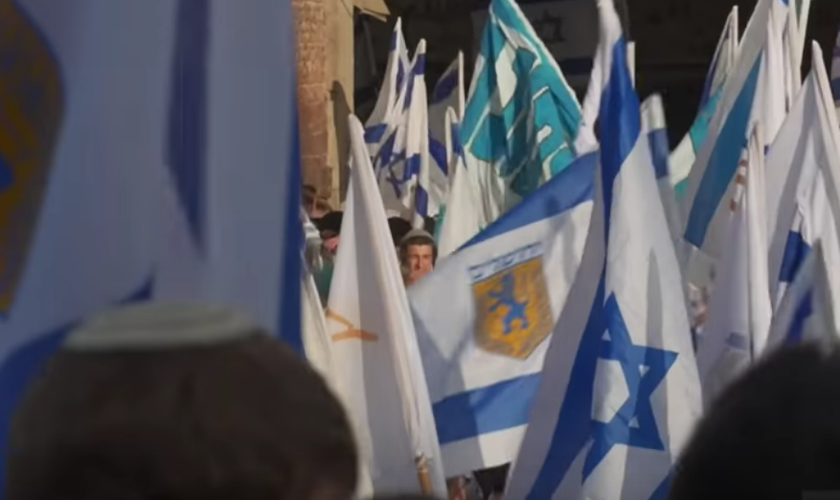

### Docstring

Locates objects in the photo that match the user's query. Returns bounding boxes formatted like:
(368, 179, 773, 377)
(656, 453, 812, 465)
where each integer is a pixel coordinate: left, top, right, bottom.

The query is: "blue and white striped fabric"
(699, 7, 740, 113)
(409, 150, 596, 477)
(462, 0, 582, 227)
(428, 53, 465, 215)
(374, 40, 434, 225)
(641, 94, 682, 243)
(765, 44, 840, 312)
(506, 0, 701, 497)
(680, 0, 788, 286)
(766, 241, 838, 350)
(365, 18, 410, 159)
(832, 24, 840, 118)
(0, 1, 301, 492)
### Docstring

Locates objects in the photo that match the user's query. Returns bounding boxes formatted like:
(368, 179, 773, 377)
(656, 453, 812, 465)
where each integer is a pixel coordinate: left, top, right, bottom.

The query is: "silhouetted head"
(669, 341, 840, 500)
(6, 302, 358, 500)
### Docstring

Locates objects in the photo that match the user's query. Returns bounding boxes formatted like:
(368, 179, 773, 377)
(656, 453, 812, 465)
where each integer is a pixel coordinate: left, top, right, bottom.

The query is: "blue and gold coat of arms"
(470, 243, 552, 359)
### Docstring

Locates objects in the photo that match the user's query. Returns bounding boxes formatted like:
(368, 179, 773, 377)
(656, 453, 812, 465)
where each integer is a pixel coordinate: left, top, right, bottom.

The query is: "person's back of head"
(669, 341, 840, 500)
(7, 302, 357, 500)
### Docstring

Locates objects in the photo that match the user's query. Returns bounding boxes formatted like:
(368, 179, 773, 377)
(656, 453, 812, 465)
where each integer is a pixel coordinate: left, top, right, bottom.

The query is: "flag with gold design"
(326, 115, 446, 498)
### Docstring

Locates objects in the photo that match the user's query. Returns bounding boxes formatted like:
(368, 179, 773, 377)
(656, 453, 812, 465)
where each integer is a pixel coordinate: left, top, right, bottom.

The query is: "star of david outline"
(582, 293, 678, 479)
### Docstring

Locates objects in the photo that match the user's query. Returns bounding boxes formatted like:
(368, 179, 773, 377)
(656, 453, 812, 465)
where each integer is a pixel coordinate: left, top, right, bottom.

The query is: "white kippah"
(64, 302, 264, 351)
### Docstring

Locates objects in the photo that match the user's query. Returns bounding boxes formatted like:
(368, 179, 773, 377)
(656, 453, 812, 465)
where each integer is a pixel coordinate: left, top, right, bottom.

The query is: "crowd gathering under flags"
(6, 0, 840, 499)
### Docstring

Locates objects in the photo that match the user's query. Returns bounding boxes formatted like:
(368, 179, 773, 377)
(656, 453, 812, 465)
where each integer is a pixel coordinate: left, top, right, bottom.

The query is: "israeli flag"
(506, 0, 701, 496)
(428, 53, 465, 214)
(409, 151, 595, 477)
(0, 0, 301, 494)
(696, 124, 772, 407)
(365, 18, 410, 158)
(462, 0, 582, 226)
(669, 9, 738, 201)
(766, 242, 839, 349)
(641, 94, 682, 244)
(376, 40, 434, 225)
(832, 24, 840, 118)
(681, 0, 788, 286)
(765, 44, 840, 311)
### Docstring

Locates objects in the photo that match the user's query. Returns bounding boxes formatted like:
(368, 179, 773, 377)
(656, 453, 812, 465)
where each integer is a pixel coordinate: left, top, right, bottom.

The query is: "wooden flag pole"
(415, 455, 433, 494)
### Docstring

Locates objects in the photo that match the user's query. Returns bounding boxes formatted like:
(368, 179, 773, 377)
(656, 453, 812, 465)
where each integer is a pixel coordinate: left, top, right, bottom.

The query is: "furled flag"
(436, 109, 482, 259)
(669, 7, 738, 200)
(765, 43, 840, 311)
(641, 94, 682, 244)
(0, 0, 302, 494)
(461, 0, 582, 227)
(365, 17, 410, 157)
(681, 0, 788, 287)
(766, 242, 838, 349)
(696, 124, 772, 407)
(832, 24, 840, 118)
(428, 53, 466, 214)
(376, 40, 435, 226)
(409, 151, 596, 477)
(326, 115, 446, 497)
(505, 0, 702, 496)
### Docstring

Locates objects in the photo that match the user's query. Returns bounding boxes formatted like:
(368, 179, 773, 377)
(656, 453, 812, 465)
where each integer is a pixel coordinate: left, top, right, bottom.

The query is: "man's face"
(404, 244, 434, 286)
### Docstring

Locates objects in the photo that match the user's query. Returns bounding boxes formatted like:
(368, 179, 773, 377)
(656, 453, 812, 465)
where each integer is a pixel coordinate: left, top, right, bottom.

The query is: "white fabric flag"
(327, 115, 446, 497)
(410, 151, 596, 476)
(681, 0, 788, 287)
(668, 7, 740, 200)
(0, 0, 302, 492)
(506, 1, 701, 497)
(641, 94, 682, 244)
(766, 241, 839, 349)
(365, 18, 410, 158)
(696, 124, 772, 407)
(428, 53, 466, 213)
(437, 109, 482, 260)
(832, 25, 840, 118)
(765, 44, 840, 312)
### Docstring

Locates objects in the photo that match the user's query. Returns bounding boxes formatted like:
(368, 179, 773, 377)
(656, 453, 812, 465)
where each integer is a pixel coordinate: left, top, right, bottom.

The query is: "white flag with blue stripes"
(506, 1, 701, 497)
(765, 43, 840, 311)
(409, 151, 596, 477)
(680, 0, 788, 286)
(668, 8, 738, 202)
(365, 18, 410, 158)
(832, 24, 840, 118)
(696, 124, 772, 407)
(766, 241, 839, 349)
(462, 0, 582, 226)
(641, 94, 682, 243)
(428, 53, 465, 214)
(0, 0, 301, 492)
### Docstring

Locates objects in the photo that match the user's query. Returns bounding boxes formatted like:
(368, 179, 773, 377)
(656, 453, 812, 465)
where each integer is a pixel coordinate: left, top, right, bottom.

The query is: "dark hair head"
(398, 229, 437, 266)
(316, 211, 344, 238)
(7, 303, 357, 500)
(669, 341, 840, 500)
(388, 217, 413, 247)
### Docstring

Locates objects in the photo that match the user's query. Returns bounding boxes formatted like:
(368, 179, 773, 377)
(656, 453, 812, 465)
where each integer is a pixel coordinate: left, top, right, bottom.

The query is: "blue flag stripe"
(684, 58, 762, 248)
(778, 231, 811, 283)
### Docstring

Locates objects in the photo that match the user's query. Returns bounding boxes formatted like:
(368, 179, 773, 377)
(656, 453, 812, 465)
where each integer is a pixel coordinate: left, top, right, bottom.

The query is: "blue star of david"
(582, 293, 678, 479)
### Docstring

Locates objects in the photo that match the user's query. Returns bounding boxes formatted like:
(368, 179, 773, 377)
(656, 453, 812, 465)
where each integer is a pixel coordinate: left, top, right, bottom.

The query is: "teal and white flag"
(461, 0, 582, 229)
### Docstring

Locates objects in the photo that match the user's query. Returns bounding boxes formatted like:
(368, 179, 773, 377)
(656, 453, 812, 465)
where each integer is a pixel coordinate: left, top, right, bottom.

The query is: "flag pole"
(415, 455, 433, 494)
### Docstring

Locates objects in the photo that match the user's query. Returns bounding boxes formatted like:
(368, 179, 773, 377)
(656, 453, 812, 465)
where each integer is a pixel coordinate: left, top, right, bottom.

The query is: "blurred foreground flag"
(506, 0, 701, 497)
(765, 44, 840, 311)
(462, 0, 581, 226)
(766, 241, 839, 349)
(0, 0, 301, 494)
(409, 152, 595, 476)
(832, 24, 840, 118)
(326, 116, 446, 497)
